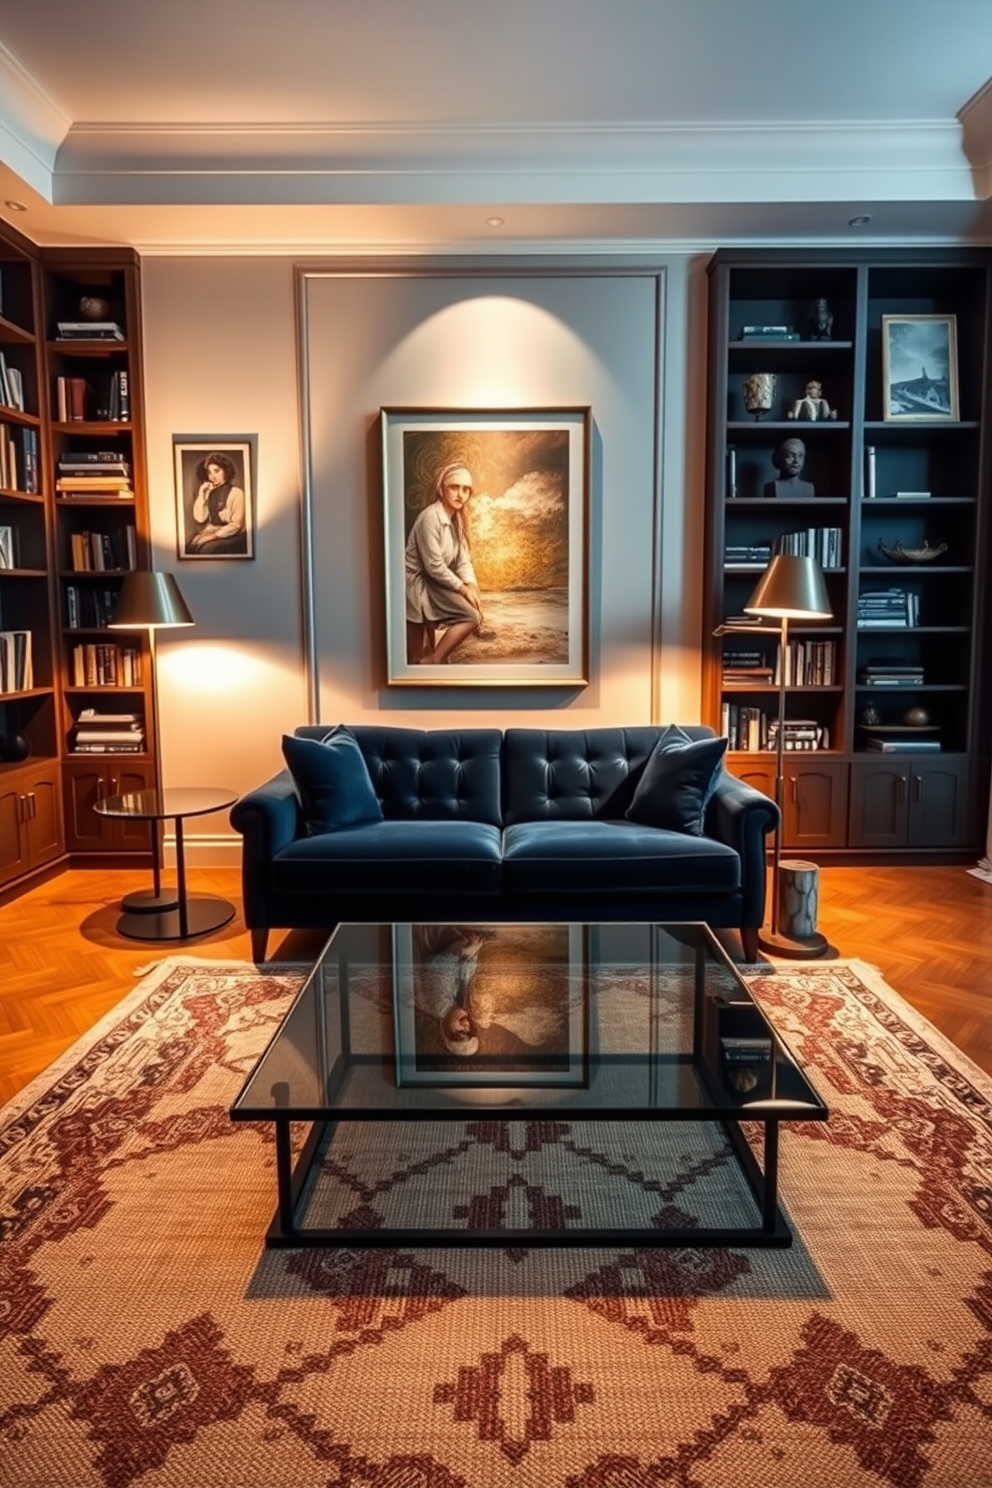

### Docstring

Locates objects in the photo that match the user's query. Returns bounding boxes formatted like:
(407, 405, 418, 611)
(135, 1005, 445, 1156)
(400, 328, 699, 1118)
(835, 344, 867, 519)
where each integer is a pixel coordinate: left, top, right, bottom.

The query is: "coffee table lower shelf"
(262, 1114, 792, 1250)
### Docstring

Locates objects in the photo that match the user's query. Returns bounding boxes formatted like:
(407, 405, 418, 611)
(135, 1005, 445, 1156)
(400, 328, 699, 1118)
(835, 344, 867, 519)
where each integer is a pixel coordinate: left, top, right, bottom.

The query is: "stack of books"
(857, 664, 924, 686)
(56, 320, 124, 341)
(57, 450, 133, 499)
(767, 719, 829, 751)
(737, 324, 800, 342)
(72, 709, 145, 754)
(722, 646, 774, 684)
(724, 544, 771, 569)
(857, 589, 918, 628)
(864, 735, 941, 754)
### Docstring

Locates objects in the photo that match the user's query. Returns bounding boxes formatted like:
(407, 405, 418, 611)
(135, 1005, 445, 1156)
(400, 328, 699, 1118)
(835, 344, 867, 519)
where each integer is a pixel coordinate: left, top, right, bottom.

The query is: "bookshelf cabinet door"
(108, 763, 153, 850)
(0, 781, 29, 887)
(23, 766, 62, 867)
(784, 760, 848, 848)
(848, 762, 909, 848)
(63, 763, 114, 850)
(907, 760, 970, 848)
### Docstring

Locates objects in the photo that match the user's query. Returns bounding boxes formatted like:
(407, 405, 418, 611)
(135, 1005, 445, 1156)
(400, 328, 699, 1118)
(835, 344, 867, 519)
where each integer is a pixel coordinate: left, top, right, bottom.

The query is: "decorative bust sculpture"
(788, 380, 837, 422)
(763, 437, 815, 499)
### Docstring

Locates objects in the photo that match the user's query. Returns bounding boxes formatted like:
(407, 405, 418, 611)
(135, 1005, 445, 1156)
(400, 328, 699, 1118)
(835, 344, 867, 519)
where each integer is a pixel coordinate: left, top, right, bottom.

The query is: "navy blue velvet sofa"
(231, 724, 778, 963)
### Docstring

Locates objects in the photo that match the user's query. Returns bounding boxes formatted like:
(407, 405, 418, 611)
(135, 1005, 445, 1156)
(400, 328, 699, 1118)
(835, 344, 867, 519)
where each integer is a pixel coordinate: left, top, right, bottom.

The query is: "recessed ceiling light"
(4, 200, 27, 213)
(485, 216, 504, 229)
(848, 215, 872, 228)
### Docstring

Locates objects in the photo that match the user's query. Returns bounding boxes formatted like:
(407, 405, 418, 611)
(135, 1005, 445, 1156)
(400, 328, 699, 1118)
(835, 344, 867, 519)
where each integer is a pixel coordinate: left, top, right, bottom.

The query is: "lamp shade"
(108, 571, 194, 629)
(743, 553, 832, 621)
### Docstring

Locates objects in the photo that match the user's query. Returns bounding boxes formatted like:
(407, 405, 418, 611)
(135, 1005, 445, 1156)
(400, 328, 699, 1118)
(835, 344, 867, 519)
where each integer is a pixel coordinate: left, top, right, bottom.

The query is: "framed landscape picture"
(381, 407, 589, 686)
(174, 436, 256, 559)
(881, 314, 959, 422)
(392, 922, 588, 1089)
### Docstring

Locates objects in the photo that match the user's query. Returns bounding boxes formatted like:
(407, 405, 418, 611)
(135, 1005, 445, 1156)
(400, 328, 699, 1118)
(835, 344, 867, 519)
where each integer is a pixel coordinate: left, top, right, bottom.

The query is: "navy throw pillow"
(281, 727, 383, 834)
(625, 726, 728, 836)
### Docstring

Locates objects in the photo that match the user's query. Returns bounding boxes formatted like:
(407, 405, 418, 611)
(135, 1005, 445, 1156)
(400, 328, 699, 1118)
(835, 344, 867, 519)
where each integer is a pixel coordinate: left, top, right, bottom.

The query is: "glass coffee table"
(230, 921, 827, 1249)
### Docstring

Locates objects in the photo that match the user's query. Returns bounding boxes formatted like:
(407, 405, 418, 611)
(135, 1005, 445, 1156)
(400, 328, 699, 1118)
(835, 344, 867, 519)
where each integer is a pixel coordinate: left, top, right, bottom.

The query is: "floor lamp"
(109, 571, 195, 912)
(741, 553, 833, 958)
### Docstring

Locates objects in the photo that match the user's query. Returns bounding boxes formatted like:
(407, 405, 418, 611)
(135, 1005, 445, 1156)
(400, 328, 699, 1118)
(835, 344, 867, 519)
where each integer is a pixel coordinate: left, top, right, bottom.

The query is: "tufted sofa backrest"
(502, 726, 716, 823)
(294, 725, 503, 824)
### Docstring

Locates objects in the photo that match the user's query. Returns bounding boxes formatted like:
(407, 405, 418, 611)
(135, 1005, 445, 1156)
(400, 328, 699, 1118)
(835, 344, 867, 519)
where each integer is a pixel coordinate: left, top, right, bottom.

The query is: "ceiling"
(1, 0, 990, 254)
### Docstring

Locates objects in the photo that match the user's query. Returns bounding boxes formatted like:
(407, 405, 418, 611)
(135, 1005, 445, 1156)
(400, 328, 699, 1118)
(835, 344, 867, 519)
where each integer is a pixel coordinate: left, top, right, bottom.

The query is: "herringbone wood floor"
(1, 863, 991, 1106)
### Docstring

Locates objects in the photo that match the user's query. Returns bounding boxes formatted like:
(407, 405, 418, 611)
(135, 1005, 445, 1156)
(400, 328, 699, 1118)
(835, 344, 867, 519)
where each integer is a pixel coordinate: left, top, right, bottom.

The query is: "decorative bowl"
(878, 539, 947, 564)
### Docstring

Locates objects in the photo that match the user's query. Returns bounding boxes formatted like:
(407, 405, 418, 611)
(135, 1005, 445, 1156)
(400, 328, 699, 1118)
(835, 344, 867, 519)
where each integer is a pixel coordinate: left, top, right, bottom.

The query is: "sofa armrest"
(230, 770, 302, 926)
(705, 772, 779, 928)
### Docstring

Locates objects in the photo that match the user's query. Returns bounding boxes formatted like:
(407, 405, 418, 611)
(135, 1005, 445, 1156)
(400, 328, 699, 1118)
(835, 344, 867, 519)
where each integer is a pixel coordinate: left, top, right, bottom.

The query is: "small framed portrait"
(881, 315, 959, 423)
(381, 407, 589, 686)
(393, 922, 588, 1089)
(174, 436, 256, 559)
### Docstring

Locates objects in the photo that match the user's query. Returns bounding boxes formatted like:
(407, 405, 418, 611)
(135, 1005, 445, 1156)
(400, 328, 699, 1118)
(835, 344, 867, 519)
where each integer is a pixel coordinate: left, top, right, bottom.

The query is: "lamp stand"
(120, 625, 177, 915)
(757, 614, 828, 959)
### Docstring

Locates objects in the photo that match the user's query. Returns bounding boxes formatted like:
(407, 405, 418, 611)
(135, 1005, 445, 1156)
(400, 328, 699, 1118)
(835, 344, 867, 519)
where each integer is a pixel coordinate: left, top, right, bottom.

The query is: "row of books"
(0, 424, 39, 493)
(773, 526, 843, 568)
(54, 370, 130, 423)
(0, 629, 33, 693)
(72, 708, 145, 754)
(856, 588, 920, 628)
(722, 640, 837, 687)
(0, 349, 25, 411)
(65, 584, 118, 629)
(70, 643, 143, 688)
(720, 704, 830, 752)
(68, 527, 137, 572)
(724, 544, 771, 569)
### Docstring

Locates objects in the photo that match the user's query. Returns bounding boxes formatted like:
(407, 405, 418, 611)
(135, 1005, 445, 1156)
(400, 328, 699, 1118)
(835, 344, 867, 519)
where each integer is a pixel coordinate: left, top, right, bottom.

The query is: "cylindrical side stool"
(777, 859, 820, 940)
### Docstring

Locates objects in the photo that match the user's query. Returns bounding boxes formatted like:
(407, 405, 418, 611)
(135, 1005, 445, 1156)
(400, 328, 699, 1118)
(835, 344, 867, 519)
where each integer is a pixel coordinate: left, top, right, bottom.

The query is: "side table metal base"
(121, 888, 180, 914)
(116, 896, 235, 942)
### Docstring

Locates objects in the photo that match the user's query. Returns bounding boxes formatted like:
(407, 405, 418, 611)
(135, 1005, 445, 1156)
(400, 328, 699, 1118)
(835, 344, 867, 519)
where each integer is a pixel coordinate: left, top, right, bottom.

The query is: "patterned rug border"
(5, 950, 992, 1127)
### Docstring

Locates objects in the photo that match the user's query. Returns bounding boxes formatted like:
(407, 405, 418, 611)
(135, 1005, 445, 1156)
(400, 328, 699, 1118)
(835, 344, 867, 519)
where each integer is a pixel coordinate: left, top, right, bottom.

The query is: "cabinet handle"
(18, 793, 27, 824)
(898, 774, 908, 803)
(110, 776, 118, 794)
(913, 774, 922, 801)
(789, 775, 798, 803)
(28, 792, 36, 820)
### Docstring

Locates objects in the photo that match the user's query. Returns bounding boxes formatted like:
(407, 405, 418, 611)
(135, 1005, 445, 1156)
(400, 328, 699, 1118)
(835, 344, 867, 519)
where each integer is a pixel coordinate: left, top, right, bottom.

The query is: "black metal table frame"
(255, 1097, 789, 1250)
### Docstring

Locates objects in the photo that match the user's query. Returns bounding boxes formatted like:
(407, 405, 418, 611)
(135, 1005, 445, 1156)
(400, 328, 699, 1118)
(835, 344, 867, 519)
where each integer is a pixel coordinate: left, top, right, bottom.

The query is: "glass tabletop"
(231, 921, 826, 1122)
(93, 786, 237, 820)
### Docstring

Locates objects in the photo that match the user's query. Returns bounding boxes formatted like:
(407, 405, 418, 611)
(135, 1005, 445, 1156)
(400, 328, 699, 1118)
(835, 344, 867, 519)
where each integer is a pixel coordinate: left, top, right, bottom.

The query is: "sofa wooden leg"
(741, 926, 758, 963)
(250, 927, 269, 963)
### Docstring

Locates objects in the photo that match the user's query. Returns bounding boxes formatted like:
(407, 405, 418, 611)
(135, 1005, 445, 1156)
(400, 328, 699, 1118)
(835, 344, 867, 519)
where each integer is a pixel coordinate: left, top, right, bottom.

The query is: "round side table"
(94, 786, 237, 941)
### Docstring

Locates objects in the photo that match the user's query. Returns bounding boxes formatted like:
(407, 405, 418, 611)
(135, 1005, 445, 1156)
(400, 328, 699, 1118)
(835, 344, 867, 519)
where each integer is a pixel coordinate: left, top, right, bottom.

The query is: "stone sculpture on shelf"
(809, 298, 834, 340)
(763, 437, 815, 499)
(741, 371, 776, 420)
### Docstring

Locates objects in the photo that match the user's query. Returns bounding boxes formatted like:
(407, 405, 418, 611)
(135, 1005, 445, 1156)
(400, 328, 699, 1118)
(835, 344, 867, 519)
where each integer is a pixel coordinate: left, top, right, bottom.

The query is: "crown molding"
(49, 118, 977, 208)
(961, 78, 992, 197)
(0, 42, 69, 197)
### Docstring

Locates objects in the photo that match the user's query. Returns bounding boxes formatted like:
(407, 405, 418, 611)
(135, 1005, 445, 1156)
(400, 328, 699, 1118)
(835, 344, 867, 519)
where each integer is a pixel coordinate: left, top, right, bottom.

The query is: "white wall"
(140, 253, 710, 860)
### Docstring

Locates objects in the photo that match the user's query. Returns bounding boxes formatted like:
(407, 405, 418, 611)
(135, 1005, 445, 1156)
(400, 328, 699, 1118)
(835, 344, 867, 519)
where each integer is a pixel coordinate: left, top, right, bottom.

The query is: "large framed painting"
(174, 436, 256, 559)
(381, 407, 589, 685)
(881, 314, 959, 423)
(392, 922, 588, 1089)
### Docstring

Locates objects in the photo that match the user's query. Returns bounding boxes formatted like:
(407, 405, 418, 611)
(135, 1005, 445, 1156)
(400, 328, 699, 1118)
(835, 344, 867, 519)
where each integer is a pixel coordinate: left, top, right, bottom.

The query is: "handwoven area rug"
(2, 955, 991, 1488)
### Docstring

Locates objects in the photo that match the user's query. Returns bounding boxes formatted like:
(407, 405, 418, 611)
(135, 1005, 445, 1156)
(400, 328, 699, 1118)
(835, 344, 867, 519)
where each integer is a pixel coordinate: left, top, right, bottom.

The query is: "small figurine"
(741, 371, 776, 420)
(788, 379, 837, 422)
(810, 298, 834, 340)
(763, 437, 815, 499)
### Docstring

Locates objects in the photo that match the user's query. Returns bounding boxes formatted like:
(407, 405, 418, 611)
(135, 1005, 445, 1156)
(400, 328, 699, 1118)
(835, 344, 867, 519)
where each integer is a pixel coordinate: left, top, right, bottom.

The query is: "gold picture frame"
(381, 407, 589, 686)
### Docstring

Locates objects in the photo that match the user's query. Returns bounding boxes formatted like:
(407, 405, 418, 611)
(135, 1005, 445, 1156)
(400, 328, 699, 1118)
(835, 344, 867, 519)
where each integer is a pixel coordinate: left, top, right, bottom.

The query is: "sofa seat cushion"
(271, 819, 502, 896)
(501, 821, 741, 896)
